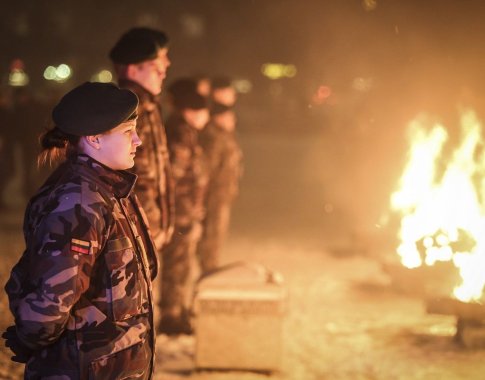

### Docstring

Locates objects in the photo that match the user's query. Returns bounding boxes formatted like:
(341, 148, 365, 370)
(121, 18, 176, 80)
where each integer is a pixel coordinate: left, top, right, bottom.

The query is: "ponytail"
(37, 127, 80, 167)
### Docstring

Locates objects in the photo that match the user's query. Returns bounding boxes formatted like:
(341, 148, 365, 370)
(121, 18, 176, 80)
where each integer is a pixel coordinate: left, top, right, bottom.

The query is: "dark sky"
(2, 0, 485, 122)
(2, 1, 484, 73)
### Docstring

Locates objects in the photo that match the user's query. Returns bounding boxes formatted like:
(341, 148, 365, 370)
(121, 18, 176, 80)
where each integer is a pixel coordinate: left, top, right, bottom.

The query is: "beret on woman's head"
(52, 82, 138, 136)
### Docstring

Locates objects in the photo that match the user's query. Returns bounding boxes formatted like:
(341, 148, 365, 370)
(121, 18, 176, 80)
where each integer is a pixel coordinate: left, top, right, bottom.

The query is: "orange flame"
(391, 110, 485, 302)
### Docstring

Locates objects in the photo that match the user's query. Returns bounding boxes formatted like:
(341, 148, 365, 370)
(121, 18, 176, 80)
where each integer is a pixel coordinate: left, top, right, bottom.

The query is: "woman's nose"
(133, 132, 142, 146)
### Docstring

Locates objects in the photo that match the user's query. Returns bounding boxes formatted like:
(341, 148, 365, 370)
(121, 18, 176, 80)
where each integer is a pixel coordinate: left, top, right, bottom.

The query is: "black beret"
(109, 27, 169, 65)
(167, 78, 198, 99)
(167, 78, 207, 110)
(211, 76, 233, 90)
(52, 82, 138, 136)
(210, 102, 232, 116)
(150, 29, 169, 48)
(173, 91, 208, 111)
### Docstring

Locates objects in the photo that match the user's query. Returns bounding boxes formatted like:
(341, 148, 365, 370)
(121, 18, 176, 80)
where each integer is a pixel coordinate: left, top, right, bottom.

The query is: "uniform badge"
(71, 238, 92, 255)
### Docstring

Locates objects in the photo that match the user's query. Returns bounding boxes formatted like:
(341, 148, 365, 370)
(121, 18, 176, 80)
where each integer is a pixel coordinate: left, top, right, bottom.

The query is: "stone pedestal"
(193, 262, 286, 371)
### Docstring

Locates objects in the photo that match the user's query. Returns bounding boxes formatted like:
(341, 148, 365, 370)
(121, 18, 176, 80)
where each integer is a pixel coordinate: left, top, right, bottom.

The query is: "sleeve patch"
(71, 239, 92, 255)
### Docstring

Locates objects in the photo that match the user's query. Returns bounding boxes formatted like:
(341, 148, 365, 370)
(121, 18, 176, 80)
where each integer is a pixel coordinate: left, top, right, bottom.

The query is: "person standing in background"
(210, 76, 237, 107)
(195, 75, 211, 99)
(109, 27, 175, 330)
(161, 80, 210, 335)
(197, 101, 243, 274)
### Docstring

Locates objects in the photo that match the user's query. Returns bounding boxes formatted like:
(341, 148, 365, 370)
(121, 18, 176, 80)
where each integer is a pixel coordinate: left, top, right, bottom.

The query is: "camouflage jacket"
(166, 114, 209, 227)
(118, 79, 175, 249)
(200, 123, 243, 202)
(5, 154, 158, 380)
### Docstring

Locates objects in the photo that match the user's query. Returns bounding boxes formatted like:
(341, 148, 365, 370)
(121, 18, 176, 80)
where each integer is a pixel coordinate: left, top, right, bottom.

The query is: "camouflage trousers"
(197, 201, 232, 274)
(161, 222, 202, 321)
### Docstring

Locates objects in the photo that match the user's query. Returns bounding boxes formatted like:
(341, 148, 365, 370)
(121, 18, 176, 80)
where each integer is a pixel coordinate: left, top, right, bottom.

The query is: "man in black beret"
(110, 27, 175, 332)
(110, 27, 170, 98)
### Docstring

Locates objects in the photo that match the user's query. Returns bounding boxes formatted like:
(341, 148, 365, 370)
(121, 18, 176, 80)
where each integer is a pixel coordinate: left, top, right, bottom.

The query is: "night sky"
(1, 0, 485, 139)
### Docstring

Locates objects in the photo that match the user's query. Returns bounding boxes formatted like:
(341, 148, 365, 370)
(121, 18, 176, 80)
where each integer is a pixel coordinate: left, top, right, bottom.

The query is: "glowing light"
(9, 59, 29, 87)
(91, 69, 113, 83)
(43, 64, 73, 83)
(10, 58, 25, 71)
(56, 64, 71, 80)
(232, 79, 252, 94)
(311, 85, 332, 105)
(423, 237, 434, 249)
(9, 69, 29, 87)
(391, 110, 485, 302)
(284, 65, 297, 77)
(43, 66, 57, 80)
(261, 63, 297, 80)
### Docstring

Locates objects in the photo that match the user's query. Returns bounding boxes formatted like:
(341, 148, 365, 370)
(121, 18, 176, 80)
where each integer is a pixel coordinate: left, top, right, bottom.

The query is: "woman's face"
(95, 119, 141, 170)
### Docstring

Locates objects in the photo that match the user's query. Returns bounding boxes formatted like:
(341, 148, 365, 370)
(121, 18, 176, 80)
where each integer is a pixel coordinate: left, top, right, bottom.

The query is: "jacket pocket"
(88, 341, 150, 380)
(105, 237, 143, 321)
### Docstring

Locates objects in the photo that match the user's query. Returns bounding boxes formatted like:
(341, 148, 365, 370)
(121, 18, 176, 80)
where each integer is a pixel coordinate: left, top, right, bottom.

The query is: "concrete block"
(193, 262, 286, 371)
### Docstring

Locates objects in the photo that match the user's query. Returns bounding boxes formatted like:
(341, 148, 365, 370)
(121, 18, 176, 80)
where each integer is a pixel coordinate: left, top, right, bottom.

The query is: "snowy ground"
(1, 124, 485, 379)
(152, 234, 485, 380)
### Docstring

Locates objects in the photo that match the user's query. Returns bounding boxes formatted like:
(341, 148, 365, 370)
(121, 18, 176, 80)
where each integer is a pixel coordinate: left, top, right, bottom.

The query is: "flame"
(391, 110, 485, 302)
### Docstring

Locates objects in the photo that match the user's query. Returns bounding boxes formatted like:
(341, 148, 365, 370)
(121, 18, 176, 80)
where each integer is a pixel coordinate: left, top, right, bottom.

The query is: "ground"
(151, 235, 485, 380)
(1, 119, 484, 379)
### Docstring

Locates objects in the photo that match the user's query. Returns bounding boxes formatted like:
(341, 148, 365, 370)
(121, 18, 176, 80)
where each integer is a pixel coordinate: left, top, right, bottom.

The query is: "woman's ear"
(85, 135, 101, 149)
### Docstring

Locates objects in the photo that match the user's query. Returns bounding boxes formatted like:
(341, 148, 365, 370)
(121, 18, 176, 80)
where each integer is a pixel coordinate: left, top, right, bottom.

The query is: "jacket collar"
(72, 154, 137, 198)
(118, 79, 160, 103)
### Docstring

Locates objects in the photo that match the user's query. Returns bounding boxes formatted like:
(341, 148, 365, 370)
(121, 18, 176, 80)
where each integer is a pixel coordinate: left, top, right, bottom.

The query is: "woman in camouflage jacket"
(4, 82, 158, 379)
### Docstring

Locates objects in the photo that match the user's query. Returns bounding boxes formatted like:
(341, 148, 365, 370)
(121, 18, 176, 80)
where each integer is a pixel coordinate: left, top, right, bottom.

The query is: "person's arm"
(170, 136, 201, 224)
(6, 188, 110, 350)
(132, 110, 173, 245)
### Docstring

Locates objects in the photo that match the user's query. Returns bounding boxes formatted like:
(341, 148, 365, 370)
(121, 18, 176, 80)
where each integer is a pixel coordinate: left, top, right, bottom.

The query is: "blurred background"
(2, 0, 485, 263)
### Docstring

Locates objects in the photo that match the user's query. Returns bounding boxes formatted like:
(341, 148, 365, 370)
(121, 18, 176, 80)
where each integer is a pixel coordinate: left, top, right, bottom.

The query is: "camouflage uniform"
(5, 154, 158, 379)
(118, 79, 175, 327)
(161, 115, 209, 327)
(197, 123, 242, 273)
